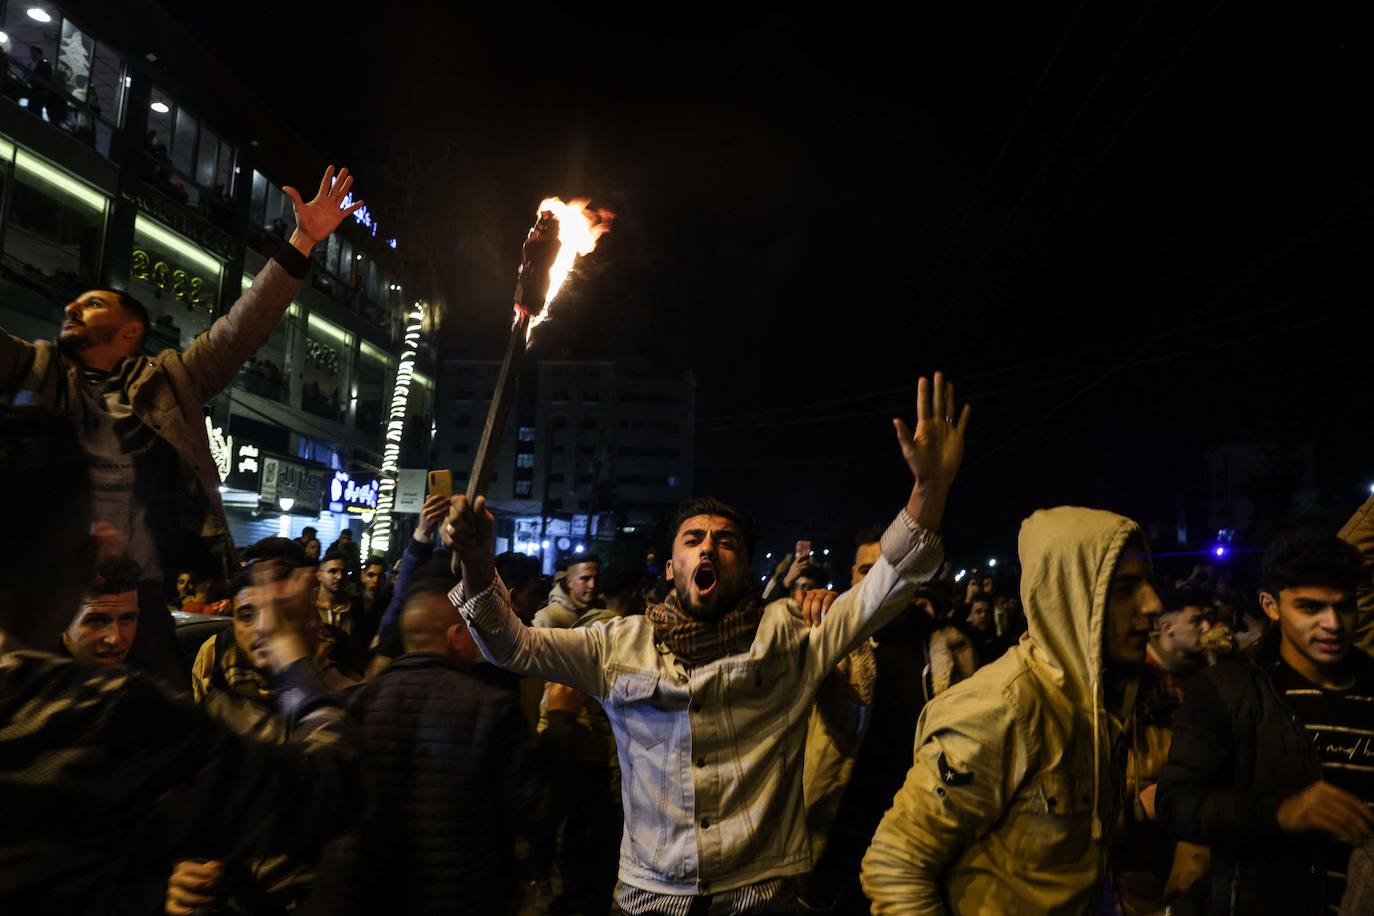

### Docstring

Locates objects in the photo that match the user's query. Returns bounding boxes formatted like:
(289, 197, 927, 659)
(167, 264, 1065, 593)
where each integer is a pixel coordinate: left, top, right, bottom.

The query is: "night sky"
(182, 2, 1374, 571)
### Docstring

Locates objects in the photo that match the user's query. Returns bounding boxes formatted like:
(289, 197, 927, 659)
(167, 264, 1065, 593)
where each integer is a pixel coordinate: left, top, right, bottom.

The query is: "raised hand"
(413, 494, 451, 545)
(284, 165, 365, 251)
(801, 588, 840, 627)
(894, 372, 971, 531)
(442, 495, 496, 591)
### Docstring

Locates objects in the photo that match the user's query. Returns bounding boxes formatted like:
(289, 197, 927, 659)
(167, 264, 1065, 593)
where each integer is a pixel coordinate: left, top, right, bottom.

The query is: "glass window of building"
(249, 170, 268, 226)
(50, 16, 92, 133)
(145, 85, 174, 165)
(355, 340, 390, 434)
(194, 126, 220, 190)
(2, 5, 57, 118)
(365, 257, 380, 302)
(232, 273, 294, 401)
(302, 314, 350, 422)
(129, 215, 221, 351)
(88, 41, 125, 124)
(2, 146, 106, 289)
(214, 143, 235, 198)
(171, 106, 197, 178)
(264, 182, 289, 237)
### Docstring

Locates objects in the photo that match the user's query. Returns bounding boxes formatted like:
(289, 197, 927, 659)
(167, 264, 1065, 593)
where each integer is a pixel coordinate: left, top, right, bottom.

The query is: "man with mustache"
(1157, 530, 1373, 915)
(0, 165, 364, 687)
(441, 373, 969, 914)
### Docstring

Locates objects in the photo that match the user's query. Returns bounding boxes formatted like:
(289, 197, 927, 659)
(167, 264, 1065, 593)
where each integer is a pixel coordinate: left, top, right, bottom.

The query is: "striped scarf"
(644, 591, 763, 668)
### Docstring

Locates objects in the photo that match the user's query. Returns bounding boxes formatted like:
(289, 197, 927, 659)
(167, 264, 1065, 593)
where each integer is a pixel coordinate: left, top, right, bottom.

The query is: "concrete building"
(436, 358, 694, 569)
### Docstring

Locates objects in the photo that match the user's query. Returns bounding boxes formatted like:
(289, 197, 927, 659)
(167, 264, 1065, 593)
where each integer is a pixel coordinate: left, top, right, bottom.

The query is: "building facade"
(0, 0, 434, 559)
(436, 358, 694, 570)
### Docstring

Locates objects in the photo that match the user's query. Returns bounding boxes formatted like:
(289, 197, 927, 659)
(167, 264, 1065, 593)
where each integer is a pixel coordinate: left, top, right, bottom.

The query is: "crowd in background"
(4, 163, 1374, 916)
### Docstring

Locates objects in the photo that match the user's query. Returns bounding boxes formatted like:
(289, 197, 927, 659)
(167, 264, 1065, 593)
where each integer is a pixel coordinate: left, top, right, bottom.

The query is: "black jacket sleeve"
(136, 660, 363, 861)
(1156, 669, 1286, 846)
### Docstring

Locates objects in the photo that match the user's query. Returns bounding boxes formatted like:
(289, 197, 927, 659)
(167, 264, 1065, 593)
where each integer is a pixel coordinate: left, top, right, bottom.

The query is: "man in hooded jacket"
(861, 506, 1163, 914)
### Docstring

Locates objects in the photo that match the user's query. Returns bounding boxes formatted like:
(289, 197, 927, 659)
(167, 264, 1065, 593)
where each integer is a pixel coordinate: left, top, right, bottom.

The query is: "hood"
(1018, 506, 1147, 844)
(1018, 506, 1145, 706)
(548, 578, 595, 613)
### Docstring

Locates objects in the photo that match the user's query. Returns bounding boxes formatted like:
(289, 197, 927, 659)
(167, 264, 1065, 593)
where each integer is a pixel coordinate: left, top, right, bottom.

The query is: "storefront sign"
(394, 469, 426, 514)
(206, 418, 232, 483)
(131, 248, 208, 307)
(261, 456, 326, 516)
(330, 471, 379, 515)
(124, 179, 235, 258)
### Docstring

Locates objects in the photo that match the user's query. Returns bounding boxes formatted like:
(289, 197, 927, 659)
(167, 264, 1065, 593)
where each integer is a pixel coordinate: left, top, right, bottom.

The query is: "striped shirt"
(76, 358, 163, 580)
(1278, 661, 1374, 912)
(613, 876, 800, 915)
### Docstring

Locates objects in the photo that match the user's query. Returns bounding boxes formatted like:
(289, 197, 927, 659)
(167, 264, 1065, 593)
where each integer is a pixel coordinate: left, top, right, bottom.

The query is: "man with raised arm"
(441, 373, 970, 914)
(0, 165, 363, 685)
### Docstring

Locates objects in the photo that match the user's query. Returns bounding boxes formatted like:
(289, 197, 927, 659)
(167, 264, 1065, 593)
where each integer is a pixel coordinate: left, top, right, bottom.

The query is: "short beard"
(57, 325, 116, 357)
(673, 577, 743, 621)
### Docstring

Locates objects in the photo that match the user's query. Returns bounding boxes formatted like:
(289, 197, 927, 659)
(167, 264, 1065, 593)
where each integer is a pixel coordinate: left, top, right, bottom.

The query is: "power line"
(962, 0, 1230, 319)
(928, 0, 1162, 335)
(911, 0, 1090, 323)
(700, 294, 1323, 431)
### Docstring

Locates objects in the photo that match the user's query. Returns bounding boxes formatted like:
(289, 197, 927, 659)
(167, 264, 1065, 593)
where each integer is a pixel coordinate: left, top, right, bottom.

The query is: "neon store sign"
(330, 471, 379, 515)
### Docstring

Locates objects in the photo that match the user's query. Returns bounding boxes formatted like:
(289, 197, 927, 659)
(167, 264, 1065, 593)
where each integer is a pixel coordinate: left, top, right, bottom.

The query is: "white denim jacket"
(449, 510, 942, 896)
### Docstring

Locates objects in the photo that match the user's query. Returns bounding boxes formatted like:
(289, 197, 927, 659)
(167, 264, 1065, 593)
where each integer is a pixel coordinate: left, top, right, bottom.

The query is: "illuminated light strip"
(360, 340, 391, 364)
(368, 302, 426, 556)
(413, 371, 433, 390)
(15, 150, 107, 212)
(134, 215, 222, 276)
(307, 313, 352, 347)
(0, 138, 13, 161)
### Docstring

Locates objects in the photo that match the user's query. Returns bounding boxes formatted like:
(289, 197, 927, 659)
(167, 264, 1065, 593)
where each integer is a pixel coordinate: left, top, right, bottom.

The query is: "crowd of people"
(3, 160, 1374, 916)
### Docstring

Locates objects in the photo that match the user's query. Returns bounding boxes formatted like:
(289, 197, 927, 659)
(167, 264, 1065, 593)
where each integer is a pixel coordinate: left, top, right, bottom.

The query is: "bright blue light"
(574, 544, 585, 554)
(1214, 546, 1226, 558)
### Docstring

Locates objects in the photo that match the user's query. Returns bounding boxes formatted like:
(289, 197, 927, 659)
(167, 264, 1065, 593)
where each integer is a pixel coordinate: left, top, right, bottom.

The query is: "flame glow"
(526, 197, 612, 336)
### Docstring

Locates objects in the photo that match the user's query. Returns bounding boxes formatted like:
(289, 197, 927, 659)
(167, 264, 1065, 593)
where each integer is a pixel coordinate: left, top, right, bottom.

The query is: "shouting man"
(441, 374, 969, 913)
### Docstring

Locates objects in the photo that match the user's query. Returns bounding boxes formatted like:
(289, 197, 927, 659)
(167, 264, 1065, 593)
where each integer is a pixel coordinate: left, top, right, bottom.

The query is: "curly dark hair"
(672, 497, 757, 556)
(90, 556, 142, 596)
(1260, 530, 1361, 597)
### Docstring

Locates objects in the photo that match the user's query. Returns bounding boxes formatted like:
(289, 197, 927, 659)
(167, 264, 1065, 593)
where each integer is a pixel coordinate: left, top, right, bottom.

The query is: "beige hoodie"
(861, 507, 1144, 915)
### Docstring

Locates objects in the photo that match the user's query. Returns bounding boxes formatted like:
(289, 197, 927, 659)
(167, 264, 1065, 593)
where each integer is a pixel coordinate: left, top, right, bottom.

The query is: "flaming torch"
(465, 198, 612, 502)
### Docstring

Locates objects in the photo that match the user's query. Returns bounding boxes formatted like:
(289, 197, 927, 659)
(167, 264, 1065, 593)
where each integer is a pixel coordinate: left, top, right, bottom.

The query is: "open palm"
(894, 372, 970, 488)
(285, 166, 364, 245)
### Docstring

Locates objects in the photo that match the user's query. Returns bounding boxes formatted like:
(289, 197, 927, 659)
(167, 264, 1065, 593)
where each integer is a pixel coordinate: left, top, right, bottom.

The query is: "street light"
(988, 557, 998, 568)
(26, 8, 51, 23)
(150, 101, 170, 114)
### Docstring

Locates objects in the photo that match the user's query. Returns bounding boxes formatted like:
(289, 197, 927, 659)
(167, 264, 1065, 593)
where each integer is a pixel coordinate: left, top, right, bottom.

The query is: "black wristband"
(271, 241, 311, 280)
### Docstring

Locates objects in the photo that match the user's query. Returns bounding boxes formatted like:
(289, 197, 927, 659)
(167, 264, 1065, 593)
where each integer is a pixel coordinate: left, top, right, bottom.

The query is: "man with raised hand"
(442, 373, 969, 914)
(0, 165, 364, 686)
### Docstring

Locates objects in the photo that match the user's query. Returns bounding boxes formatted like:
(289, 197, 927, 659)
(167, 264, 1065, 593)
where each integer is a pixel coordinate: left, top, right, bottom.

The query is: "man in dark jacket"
(312, 576, 563, 915)
(0, 408, 362, 915)
(0, 165, 363, 686)
(1158, 529, 1374, 915)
